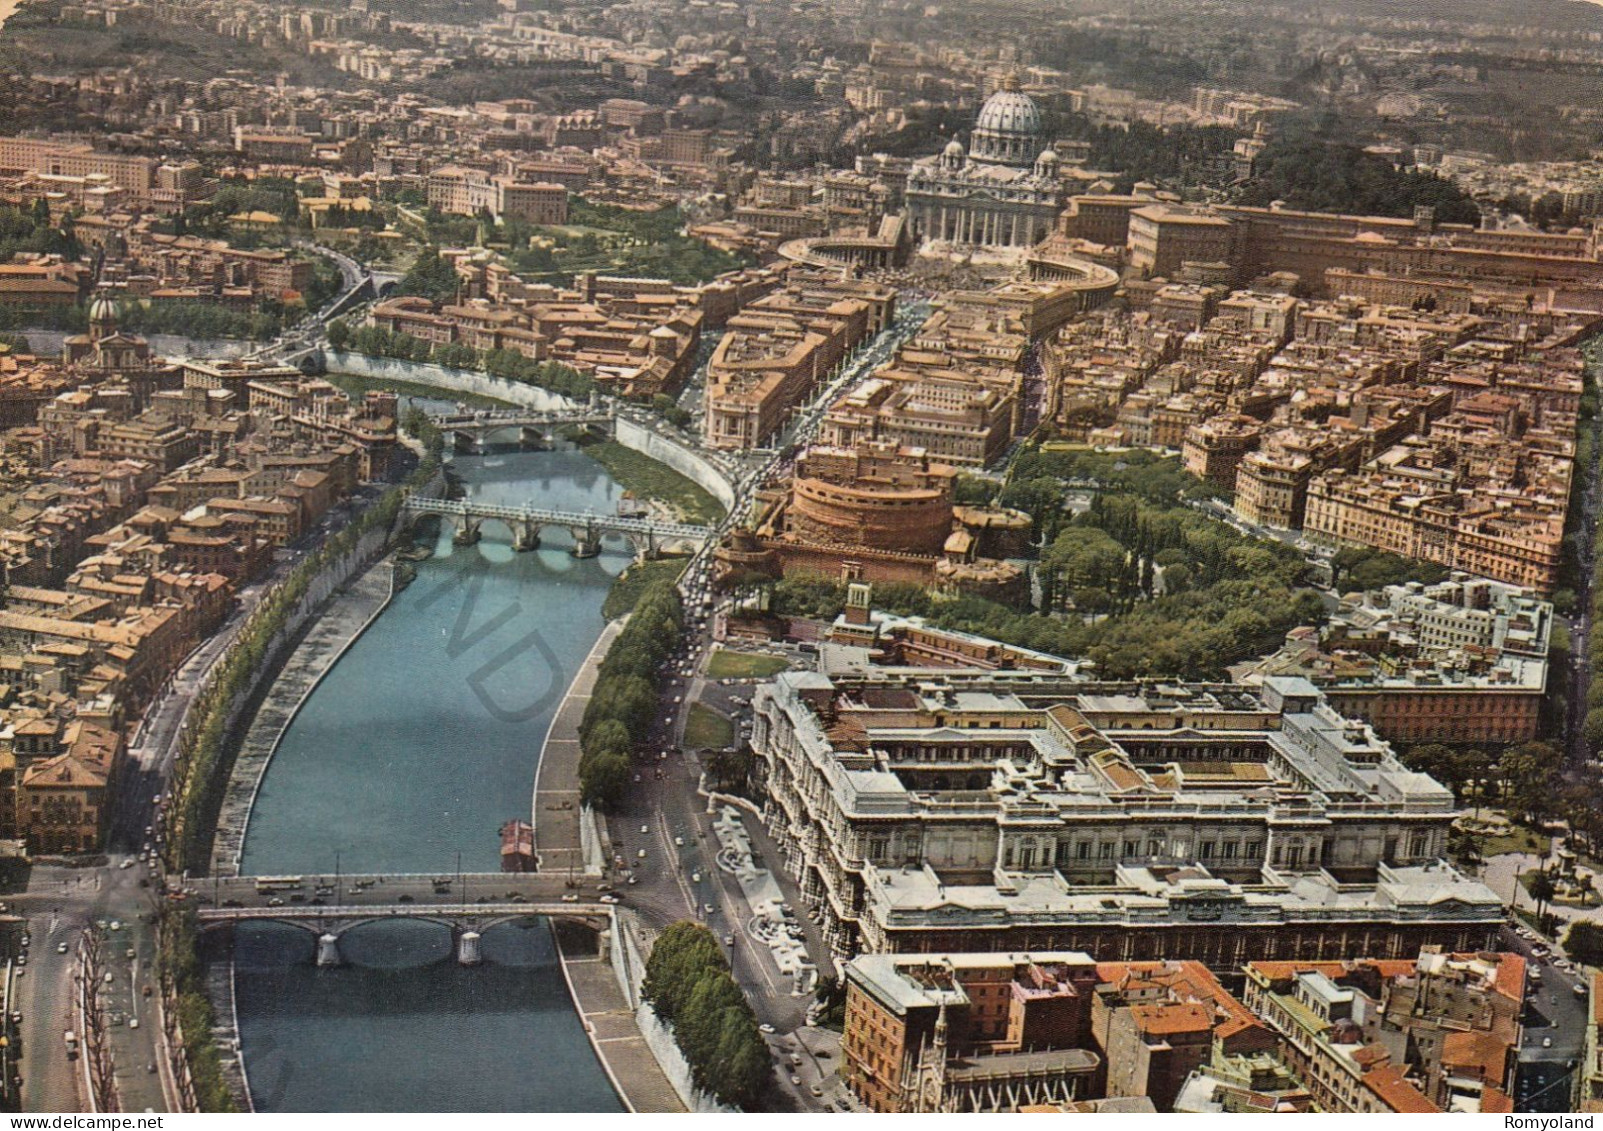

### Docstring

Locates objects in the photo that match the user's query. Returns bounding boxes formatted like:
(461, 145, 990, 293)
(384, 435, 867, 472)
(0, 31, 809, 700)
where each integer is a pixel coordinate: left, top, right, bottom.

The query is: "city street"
(10, 531, 336, 1113)
(1497, 925, 1589, 1112)
(11, 864, 168, 1114)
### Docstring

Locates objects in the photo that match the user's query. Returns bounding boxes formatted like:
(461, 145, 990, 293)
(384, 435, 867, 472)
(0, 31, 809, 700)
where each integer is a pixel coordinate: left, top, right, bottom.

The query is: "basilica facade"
(905, 77, 1065, 249)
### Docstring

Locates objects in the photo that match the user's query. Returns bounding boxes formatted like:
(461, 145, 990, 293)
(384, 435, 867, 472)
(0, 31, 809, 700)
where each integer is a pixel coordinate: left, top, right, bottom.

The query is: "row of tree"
(1575, 343, 1603, 756)
(577, 579, 683, 808)
(157, 909, 241, 1111)
(642, 921, 770, 1108)
(479, 347, 595, 401)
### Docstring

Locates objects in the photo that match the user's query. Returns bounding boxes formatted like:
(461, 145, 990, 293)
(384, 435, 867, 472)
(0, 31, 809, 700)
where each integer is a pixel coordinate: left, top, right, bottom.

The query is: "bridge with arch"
(402, 495, 714, 558)
(190, 872, 614, 967)
(433, 408, 617, 451)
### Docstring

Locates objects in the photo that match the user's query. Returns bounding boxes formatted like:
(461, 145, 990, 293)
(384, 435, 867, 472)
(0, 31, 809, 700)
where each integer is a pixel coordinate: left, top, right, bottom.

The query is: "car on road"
(1544, 1037, 1554, 1048)
(599, 894, 621, 904)
(759, 1023, 776, 1034)
(57, 942, 68, 954)
(561, 894, 579, 903)
(790, 1075, 801, 1086)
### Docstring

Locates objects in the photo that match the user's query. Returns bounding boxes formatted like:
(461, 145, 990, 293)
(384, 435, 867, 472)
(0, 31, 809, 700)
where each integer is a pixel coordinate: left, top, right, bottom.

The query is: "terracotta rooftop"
(1130, 1001, 1213, 1037)
(1362, 1065, 1438, 1114)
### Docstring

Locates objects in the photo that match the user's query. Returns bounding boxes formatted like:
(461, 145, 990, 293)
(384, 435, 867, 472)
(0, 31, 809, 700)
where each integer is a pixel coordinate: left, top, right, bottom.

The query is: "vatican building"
(905, 75, 1066, 248)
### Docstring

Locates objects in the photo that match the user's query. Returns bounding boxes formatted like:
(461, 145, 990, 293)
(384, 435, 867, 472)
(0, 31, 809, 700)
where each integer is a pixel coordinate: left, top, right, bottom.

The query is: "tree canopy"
(397, 247, 461, 304)
(1239, 135, 1481, 225)
(643, 921, 770, 1108)
(577, 580, 683, 809)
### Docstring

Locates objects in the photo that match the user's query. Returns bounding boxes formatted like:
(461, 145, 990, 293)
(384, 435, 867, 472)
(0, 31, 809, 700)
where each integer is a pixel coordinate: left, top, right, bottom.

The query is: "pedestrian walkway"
(553, 922, 686, 1113)
(537, 620, 691, 1111)
(533, 619, 622, 877)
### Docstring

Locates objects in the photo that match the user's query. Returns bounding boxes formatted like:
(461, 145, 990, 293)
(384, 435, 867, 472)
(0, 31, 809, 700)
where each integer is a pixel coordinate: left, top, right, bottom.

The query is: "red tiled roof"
(1491, 952, 1526, 1002)
(1363, 1065, 1438, 1114)
(1130, 1001, 1213, 1037)
(1442, 1029, 1511, 1082)
(1482, 1085, 1514, 1114)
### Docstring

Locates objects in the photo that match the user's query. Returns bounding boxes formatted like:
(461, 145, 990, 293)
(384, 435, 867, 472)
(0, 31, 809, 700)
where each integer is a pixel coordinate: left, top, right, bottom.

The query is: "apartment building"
(1242, 950, 1521, 1113)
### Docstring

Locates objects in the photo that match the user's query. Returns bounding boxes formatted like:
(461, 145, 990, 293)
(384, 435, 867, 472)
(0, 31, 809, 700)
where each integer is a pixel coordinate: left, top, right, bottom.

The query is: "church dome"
(88, 294, 118, 325)
(974, 87, 1042, 138)
(944, 138, 966, 158)
(969, 76, 1044, 168)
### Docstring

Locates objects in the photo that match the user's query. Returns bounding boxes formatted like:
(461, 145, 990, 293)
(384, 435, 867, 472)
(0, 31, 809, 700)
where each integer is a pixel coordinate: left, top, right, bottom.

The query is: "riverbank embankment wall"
(326, 351, 738, 512)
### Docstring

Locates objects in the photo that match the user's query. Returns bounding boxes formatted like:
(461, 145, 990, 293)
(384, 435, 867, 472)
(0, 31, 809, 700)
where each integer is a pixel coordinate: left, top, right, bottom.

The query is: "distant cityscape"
(1, 0, 1603, 1117)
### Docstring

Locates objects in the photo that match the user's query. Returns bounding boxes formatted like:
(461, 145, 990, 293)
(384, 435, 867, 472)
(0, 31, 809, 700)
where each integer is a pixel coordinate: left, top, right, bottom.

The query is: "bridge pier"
(511, 520, 542, 552)
(517, 426, 548, 451)
(452, 517, 482, 547)
(570, 524, 602, 559)
(627, 532, 661, 562)
(451, 431, 479, 453)
(316, 932, 342, 968)
(457, 929, 483, 966)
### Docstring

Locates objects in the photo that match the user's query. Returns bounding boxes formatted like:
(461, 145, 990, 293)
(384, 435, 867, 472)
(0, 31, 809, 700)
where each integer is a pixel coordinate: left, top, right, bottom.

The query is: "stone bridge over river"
(190, 872, 615, 967)
(402, 495, 713, 558)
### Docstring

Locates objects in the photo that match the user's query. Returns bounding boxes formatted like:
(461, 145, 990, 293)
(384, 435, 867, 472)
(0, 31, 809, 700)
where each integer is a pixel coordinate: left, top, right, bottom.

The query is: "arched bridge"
(189, 873, 615, 967)
(403, 495, 713, 558)
(434, 408, 616, 451)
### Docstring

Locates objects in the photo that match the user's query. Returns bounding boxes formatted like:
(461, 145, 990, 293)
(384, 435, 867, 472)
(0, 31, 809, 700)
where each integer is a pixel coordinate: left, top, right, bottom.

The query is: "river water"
(228, 444, 632, 1112)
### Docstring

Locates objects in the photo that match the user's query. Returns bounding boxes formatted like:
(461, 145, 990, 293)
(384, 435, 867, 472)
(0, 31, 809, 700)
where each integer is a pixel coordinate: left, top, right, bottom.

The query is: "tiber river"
(227, 442, 631, 1112)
